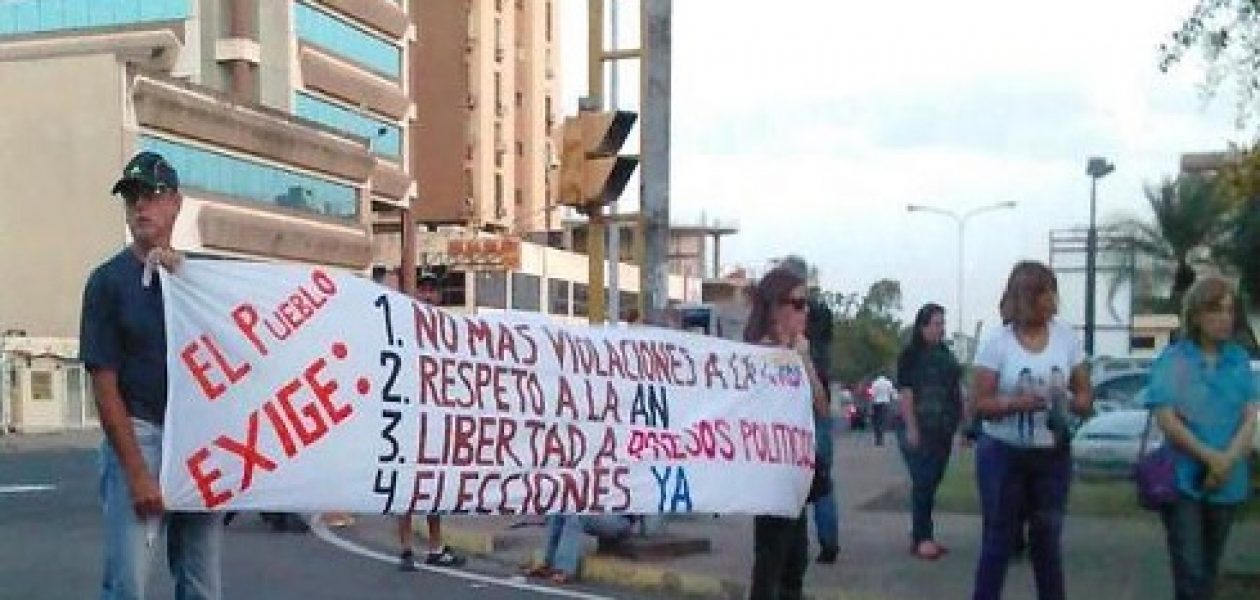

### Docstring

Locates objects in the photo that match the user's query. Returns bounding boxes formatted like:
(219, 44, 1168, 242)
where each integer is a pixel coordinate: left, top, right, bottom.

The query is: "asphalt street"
(0, 440, 636, 600)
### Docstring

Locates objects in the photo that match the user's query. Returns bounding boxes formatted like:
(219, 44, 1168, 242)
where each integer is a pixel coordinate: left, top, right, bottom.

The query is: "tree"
(827, 279, 904, 384)
(1159, 0, 1260, 125)
(1107, 174, 1232, 309)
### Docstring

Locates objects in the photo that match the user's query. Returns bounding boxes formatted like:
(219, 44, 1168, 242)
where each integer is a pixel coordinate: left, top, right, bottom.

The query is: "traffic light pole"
(640, 0, 671, 326)
(586, 0, 607, 324)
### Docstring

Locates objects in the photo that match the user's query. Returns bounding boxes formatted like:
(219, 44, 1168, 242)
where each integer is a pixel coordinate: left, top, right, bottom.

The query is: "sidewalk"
(386, 429, 1259, 600)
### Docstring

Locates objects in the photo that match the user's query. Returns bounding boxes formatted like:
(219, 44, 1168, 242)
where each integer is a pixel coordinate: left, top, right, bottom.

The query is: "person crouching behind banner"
(744, 266, 831, 600)
(81, 152, 224, 599)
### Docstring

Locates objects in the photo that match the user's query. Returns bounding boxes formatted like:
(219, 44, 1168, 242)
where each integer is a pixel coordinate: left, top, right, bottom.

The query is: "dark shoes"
(817, 545, 840, 564)
(399, 549, 419, 572)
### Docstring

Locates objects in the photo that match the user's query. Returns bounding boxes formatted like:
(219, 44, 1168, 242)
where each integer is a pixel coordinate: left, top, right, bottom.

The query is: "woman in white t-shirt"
(969, 261, 1092, 600)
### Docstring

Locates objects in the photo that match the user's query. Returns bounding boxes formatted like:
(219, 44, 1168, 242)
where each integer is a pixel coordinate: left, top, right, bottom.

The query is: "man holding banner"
(81, 153, 223, 600)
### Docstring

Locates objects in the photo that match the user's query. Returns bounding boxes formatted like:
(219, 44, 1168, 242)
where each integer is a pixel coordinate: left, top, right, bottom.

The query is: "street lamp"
(1084, 157, 1115, 357)
(906, 200, 1018, 337)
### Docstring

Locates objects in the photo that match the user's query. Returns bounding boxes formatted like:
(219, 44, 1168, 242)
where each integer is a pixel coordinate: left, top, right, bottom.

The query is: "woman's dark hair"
(999, 260, 1057, 326)
(899, 303, 949, 376)
(743, 267, 806, 343)
(908, 303, 946, 353)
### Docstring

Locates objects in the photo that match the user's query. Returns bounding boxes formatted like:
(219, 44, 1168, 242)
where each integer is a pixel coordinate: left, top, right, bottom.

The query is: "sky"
(558, 0, 1250, 337)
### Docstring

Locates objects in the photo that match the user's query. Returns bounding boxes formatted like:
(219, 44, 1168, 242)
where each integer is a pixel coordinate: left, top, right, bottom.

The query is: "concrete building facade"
(0, 0, 415, 339)
(0, 0, 415, 432)
(411, 0, 558, 234)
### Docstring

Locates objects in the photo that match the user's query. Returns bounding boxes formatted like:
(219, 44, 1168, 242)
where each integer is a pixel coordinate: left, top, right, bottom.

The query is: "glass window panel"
(295, 92, 401, 158)
(294, 2, 400, 79)
(548, 279, 569, 316)
(475, 272, 507, 309)
(0, 0, 190, 38)
(511, 273, 540, 311)
(139, 135, 358, 220)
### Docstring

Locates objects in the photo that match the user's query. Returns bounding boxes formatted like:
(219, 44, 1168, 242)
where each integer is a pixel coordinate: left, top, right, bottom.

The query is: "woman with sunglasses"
(970, 261, 1092, 600)
(744, 266, 830, 599)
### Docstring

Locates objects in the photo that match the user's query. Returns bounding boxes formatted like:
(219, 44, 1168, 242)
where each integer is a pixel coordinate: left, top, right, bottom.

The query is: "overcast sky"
(559, 0, 1248, 336)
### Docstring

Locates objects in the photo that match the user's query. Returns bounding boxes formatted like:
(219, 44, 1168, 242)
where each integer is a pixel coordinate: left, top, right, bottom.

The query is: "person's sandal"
(911, 540, 944, 560)
(523, 565, 554, 578)
(425, 547, 466, 567)
(548, 571, 573, 585)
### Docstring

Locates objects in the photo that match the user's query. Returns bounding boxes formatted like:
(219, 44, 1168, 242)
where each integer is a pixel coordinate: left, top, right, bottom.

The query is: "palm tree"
(1107, 174, 1232, 310)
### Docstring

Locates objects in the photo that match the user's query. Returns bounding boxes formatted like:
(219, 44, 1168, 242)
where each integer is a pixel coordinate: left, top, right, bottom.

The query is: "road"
(0, 440, 637, 599)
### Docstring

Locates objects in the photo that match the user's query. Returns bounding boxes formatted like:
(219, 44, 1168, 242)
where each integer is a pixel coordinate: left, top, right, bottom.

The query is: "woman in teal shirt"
(1146, 276, 1258, 600)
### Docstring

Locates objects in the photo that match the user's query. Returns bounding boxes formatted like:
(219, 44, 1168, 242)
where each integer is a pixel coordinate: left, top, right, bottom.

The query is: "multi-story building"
(0, 0, 414, 431)
(0, 0, 414, 337)
(410, 0, 558, 234)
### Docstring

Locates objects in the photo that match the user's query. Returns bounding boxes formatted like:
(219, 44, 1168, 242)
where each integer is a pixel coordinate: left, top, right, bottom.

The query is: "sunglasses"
(780, 297, 808, 311)
(122, 186, 173, 205)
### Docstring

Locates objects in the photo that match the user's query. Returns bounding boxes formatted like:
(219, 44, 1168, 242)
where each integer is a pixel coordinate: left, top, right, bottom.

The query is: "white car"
(1072, 409, 1162, 480)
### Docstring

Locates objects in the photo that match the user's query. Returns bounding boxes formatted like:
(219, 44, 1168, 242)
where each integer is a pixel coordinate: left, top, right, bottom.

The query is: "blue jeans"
(544, 515, 635, 576)
(811, 415, 839, 550)
(1160, 494, 1239, 600)
(972, 436, 1070, 600)
(898, 427, 953, 544)
(100, 419, 223, 600)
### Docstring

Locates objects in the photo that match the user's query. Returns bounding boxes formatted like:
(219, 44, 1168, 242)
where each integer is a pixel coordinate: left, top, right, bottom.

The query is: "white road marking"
(309, 519, 616, 600)
(0, 484, 56, 494)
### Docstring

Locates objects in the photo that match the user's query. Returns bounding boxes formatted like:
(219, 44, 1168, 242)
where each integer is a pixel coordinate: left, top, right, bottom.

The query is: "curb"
(410, 520, 504, 555)
(578, 554, 744, 599)
(424, 522, 869, 600)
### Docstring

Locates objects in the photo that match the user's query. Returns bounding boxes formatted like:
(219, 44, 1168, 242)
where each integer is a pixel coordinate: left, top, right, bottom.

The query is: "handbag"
(1133, 410, 1177, 511)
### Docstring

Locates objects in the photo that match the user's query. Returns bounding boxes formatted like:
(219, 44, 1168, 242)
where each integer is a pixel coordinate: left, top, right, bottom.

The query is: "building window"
(494, 17, 503, 61)
(494, 174, 505, 218)
(0, 0, 190, 38)
(1131, 336, 1156, 350)
(515, 90, 523, 108)
(573, 283, 588, 317)
(294, 92, 402, 158)
(545, 1, 552, 42)
(494, 72, 503, 114)
(294, 2, 401, 80)
(516, 140, 524, 156)
(475, 271, 507, 308)
(548, 279, 570, 315)
(511, 273, 541, 311)
(140, 135, 358, 219)
(619, 292, 639, 321)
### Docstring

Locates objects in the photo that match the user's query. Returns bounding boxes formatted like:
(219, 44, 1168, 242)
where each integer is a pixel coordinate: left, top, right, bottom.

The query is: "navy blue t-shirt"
(79, 249, 168, 425)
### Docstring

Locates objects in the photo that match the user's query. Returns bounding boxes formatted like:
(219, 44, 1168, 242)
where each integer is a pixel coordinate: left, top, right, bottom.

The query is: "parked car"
(1072, 409, 1162, 480)
(1091, 367, 1149, 410)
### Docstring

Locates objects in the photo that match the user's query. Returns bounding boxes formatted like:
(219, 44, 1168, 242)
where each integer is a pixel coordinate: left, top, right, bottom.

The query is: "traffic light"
(558, 110, 638, 211)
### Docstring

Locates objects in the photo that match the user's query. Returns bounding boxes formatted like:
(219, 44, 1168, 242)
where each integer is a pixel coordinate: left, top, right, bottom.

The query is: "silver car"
(1072, 409, 1162, 480)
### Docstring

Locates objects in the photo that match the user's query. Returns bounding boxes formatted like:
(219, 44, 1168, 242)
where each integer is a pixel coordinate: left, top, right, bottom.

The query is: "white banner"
(159, 261, 815, 517)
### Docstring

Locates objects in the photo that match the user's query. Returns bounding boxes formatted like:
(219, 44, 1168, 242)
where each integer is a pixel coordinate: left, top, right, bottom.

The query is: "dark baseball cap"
(111, 151, 180, 196)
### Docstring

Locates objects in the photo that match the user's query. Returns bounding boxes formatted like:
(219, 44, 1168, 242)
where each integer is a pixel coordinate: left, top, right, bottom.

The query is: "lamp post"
(906, 201, 1017, 336)
(1085, 157, 1115, 357)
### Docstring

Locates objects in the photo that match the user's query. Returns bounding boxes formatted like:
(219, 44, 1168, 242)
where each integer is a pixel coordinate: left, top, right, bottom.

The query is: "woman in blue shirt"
(1146, 276, 1257, 600)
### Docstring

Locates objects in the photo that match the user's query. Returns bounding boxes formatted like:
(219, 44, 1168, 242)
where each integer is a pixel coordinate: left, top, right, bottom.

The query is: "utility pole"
(606, 0, 622, 323)
(640, 0, 671, 326)
(1085, 157, 1115, 357)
